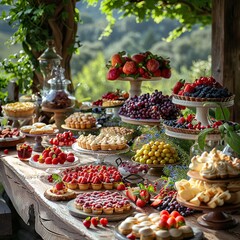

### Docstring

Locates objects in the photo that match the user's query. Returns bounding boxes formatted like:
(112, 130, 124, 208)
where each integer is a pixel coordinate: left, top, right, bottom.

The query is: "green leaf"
(215, 107, 230, 121)
(52, 174, 62, 183)
(197, 128, 215, 151)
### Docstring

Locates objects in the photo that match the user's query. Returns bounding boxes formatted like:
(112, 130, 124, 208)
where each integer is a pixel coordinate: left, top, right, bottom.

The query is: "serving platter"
(114, 223, 203, 240)
(29, 156, 79, 169)
(119, 115, 161, 126)
(61, 124, 101, 132)
(67, 199, 135, 221)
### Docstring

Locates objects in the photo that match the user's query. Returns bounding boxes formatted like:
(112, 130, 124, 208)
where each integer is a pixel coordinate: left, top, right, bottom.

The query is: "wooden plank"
(212, 0, 240, 122)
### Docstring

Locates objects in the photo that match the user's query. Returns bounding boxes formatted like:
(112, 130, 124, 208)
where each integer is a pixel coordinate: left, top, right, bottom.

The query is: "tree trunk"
(212, 0, 240, 122)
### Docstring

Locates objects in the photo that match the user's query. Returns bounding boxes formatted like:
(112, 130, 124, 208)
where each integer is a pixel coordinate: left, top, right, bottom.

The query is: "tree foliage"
(0, 0, 80, 94)
(85, 0, 212, 40)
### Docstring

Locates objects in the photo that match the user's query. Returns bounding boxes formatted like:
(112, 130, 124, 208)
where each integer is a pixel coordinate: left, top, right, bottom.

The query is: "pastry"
(92, 203, 103, 214)
(32, 122, 46, 128)
(168, 228, 183, 240)
(132, 224, 144, 238)
(44, 183, 76, 201)
(139, 227, 155, 240)
(103, 203, 114, 214)
(178, 226, 194, 238)
(155, 230, 171, 240)
(2, 102, 35, 117)
(200, 162, 217, 179)
(20, 125, 33, 133)
(118, 221, 134, 235)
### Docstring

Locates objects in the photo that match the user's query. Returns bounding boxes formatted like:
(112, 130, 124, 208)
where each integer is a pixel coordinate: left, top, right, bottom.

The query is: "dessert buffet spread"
(1, 52, 240, 240)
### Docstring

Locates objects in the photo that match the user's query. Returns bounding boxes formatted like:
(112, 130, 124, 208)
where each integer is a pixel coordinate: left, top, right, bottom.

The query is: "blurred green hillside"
(0, 2, 211, 101)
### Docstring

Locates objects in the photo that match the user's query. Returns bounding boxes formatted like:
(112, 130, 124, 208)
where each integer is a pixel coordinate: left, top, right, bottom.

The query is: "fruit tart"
(172, 77, 234, 102)
(44, 174, 76, 201)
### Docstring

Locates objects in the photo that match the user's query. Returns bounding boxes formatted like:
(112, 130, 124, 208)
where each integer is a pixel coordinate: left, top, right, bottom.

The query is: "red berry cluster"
(32, 146, 75, 165)
(83, 216, 108, 228)
(107, 51, 171, 80)
(49, 131, 76, 147)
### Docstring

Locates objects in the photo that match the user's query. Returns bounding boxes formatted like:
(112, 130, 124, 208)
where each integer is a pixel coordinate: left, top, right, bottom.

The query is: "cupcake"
(90, 140, 99, 151)
(100, 138, 110, 151)
(139, 227, 155, 240)
(82, 202, 92, 213)
(103, 203, 114, 214)
(118, 221, 134, 235)
(78, 177, 90, 190)
(178, 226, 194, 238)
(103, 177, 113, 190)
(114, 202, 124, 213)
(91, 177, 102, 190)
(92, 203, 103, 214)
(169, 228, 183, 240)
(155, 230, 171, 240)
(67, 178, 78, 190)
(74, 198, 85, 210)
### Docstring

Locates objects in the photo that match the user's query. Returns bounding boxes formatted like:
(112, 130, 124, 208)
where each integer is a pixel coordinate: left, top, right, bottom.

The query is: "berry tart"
(61, 164, 122, 191)
(74, 191, 132, 215)
(44, 175, 76, 201)
(172, 77, 234, 102)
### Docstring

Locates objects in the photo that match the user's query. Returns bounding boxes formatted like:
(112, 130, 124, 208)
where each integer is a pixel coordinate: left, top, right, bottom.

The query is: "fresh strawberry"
(3, 149, 9, 154)
(183, 83, 195, 93)
(83, 217, 91, 228)
(150, 198, 163, 207)
(177, 117, 186, 124)
(139, 189, 150, 202)
(161, 68, 171, 78)
(153, 69, 161, 77)
(131, 53, 146, 64)
(172, 79, 185, 94)
(99, 217, 108, 227)
(55, 181, 65, 190)
(126, 188, 137, 202)
(111, 53, 124, 67)
(167, 216, 177, 228)
(122, 61, 138, 75)
(91, 217, 99, 227)
(107, 68, 121, 80)
(126, 232, 136, 240)
(52, 157, 59, 165)
(32, 154, 40, 162)
(176, 215, 186, 227)
(66, 155, 75, 163)
(160, 210, 170, 217)
(45, 157, 52, 164)
(146, 59, 160, 72)
(186, 114, 194, 123)
(158, 219, 169, 230)
(117, 182, 125, 191)
(170, 210, 181, 218)
(136, 198, 147, 208)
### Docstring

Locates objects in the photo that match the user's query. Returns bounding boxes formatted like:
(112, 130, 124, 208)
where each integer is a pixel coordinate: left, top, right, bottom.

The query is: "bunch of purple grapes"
(157, 195, 197, 217)
(119, 90, 180, 120)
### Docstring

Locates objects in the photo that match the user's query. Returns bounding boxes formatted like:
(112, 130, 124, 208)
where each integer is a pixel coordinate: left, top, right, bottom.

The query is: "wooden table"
(1, 149, 240, 240)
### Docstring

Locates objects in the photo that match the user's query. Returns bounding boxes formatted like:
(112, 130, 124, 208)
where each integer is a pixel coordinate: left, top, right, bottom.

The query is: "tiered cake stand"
(42, 107, 74, 132)
(23, 130, 58, 152)
(72, 142, 130, 164)
(177, 171, 239, 230)
(116, 77, 162, 98)
(165, 96, 234, 141)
